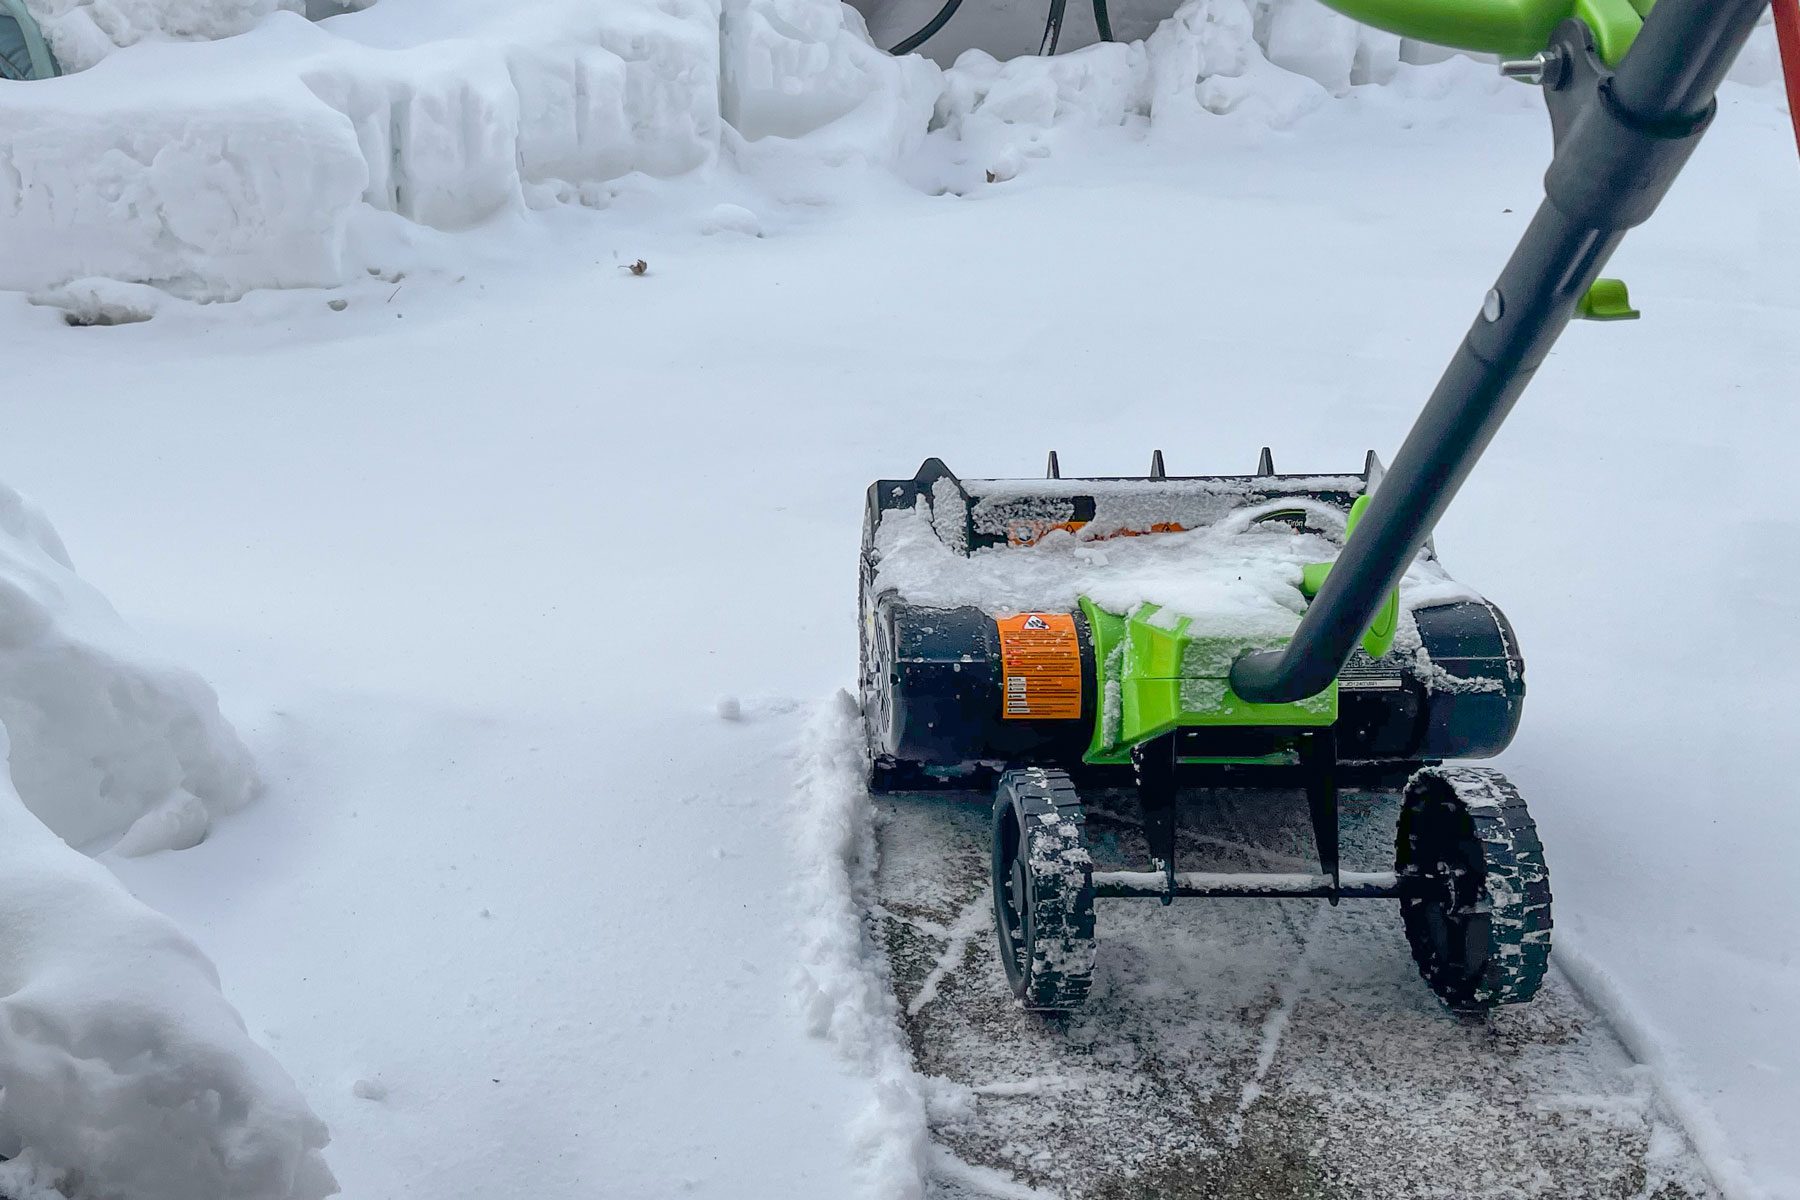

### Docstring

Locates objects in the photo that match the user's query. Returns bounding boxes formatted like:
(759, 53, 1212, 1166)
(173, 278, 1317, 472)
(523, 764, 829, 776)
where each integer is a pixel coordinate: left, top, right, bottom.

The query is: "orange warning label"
(996, 612, 1082, 721)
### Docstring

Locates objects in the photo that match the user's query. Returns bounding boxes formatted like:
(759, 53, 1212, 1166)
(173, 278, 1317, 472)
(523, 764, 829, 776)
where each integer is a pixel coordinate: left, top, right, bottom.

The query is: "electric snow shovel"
(859, 0, 1774, 1013)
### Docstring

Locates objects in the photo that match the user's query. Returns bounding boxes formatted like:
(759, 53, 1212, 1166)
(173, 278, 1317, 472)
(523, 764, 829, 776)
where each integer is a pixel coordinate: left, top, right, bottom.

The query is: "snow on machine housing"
(859, 0, 1776, 1014)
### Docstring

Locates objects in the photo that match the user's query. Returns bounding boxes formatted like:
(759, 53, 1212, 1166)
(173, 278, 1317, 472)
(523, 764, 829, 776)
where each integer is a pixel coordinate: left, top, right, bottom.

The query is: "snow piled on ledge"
(0, 725, 333, 1200)
(27, 0, 300, 73)
(0, 0, 940, 297)
(0, 478, 257, 852)
(0, 0, 1461, 299)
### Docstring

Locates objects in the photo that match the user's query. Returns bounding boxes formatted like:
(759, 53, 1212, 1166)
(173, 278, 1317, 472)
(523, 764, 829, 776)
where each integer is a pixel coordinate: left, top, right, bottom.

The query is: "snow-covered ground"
(0, 0, 938, 295)
(871, 770, 1718, 1198)
(2, 8, 1798, 1199)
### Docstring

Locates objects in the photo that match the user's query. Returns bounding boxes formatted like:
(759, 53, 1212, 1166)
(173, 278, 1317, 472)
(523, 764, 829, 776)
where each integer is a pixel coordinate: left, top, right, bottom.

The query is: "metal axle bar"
(1092, 870, 1400, 900)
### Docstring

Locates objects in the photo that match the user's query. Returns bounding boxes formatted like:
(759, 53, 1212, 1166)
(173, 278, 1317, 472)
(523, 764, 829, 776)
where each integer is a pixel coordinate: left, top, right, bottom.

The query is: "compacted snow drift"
(0, 0, 940, 297)
(0, 476, 256, 853)
(0, 726, 333, 1200)
(0, 475, 327, 1198)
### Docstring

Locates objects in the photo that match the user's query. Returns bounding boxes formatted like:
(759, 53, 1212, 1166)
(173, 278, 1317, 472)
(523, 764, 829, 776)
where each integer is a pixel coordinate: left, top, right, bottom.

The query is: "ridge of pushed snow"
(0, 723, 334, 1200)
(793, 694, 933, 1200)
(0, 477, 256, 853)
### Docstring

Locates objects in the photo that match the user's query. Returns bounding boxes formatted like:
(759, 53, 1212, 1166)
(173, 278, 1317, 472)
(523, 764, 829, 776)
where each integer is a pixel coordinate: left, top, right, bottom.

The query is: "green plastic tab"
(1081, 600, 1336, 765)
(1573, 0, 1643, 64)
(1577, 277, 1641, 321)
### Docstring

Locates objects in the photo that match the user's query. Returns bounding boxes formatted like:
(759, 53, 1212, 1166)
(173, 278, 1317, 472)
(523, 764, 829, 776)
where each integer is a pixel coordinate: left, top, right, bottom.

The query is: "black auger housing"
(858, 454, 1525, 791)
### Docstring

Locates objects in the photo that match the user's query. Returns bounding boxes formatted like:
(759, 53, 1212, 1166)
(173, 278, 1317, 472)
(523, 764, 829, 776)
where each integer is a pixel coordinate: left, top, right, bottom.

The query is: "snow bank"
(0, 0, 938, 296)
(793, 695, 933, 1200)
(0, 49, 366, 294)
(861, 0, 1404, 85)
(724, 0, 938, 150)
(0, 477, 257, 851)
(922, 0, 1440, 192)
(0, 724, 333, 1200)
(3, 0, 1479, 297)
(26, 0, 300, 72)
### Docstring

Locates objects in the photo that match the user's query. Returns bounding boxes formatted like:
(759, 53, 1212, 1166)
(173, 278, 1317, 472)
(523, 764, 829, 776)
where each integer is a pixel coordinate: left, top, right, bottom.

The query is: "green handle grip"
(1317, 0, 1652, 62)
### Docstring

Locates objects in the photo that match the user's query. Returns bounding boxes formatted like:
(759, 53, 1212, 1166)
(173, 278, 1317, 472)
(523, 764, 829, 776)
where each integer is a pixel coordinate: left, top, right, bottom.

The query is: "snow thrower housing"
(861, 455, 1525, 790)
(859, 455, 1545, 1013)
(856, 0, 1771, 1015)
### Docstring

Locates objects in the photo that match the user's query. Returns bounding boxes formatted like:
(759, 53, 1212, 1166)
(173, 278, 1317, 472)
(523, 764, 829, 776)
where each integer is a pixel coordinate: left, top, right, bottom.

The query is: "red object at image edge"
(1773, 0, 1800, 159)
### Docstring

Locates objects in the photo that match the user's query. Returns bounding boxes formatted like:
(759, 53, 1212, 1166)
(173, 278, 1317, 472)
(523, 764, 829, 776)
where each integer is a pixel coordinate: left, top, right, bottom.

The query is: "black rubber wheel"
(1397, 767, 1552, 1013)
(992, 767, 1096, 1012)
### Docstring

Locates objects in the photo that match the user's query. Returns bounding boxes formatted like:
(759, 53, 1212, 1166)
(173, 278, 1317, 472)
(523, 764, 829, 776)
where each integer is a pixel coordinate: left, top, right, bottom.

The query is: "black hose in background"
(889, 0, 965, 55)
(1039, 0, 1070, 54)
(1092, 0, 1114, 42)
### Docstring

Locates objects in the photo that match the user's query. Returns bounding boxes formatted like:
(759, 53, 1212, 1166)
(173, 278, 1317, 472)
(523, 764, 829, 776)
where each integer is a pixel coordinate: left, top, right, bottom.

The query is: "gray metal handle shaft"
(1231, 0, 1769, 704)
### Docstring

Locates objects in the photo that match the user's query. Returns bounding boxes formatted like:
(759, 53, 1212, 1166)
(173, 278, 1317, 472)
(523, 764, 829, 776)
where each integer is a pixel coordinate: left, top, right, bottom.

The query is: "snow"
(795, 695, 933, 1200)
(0, 5, 1795, 1200)
(0, 471, 312, 1193)
(0, 723, 331, 1200)
(722, 0, 938, 146)
(871, 490, 1477, 633)
(856, 0, 1407, 78)
(31, 277, 167, 326)
(0, 475, 256, 851)
(26, 0, 301, 72)
(0, 0, 933, 296)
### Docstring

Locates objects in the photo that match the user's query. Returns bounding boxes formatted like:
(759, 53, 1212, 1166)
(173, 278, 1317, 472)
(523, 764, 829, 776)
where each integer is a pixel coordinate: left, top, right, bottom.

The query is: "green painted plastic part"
(1577, 277, 1641, 320)
(1301, 495, 1400, 659)
(1081, 599, 1337, 766)
(1314, 0, 1649, 63)
(1078, 494, 1406, 764)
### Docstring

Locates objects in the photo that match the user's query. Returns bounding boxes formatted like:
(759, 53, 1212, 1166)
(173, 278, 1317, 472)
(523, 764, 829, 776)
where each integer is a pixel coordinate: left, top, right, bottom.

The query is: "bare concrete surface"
(871, 786, 1714, 1200)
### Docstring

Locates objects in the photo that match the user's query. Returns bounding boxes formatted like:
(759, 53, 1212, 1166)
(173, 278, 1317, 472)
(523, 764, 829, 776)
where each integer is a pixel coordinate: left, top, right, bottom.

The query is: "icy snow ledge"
(724, 0, 939, 150)
(0, 726, 334, 1200)
(0, 479, 257, 851)
(26, 0, 302, 74)
(0, 0, 938, 297)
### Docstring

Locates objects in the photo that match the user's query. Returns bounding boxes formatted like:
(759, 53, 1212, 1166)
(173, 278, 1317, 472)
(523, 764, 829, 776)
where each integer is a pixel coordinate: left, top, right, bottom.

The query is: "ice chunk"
(29, 276, 166, 326)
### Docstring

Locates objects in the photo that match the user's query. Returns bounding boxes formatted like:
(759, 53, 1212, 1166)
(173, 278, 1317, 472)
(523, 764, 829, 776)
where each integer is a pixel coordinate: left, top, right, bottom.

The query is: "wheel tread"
(993, 767, 1096, 1012)
(1398, 766, 1554, 1013)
